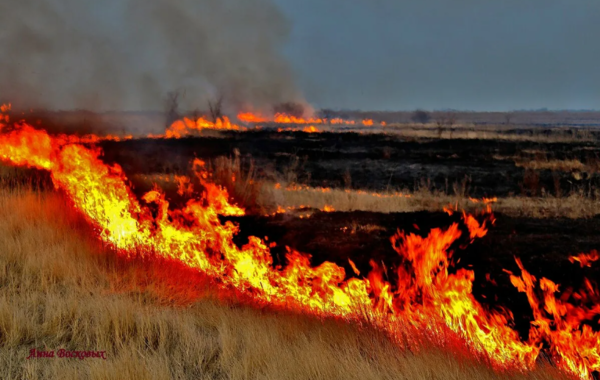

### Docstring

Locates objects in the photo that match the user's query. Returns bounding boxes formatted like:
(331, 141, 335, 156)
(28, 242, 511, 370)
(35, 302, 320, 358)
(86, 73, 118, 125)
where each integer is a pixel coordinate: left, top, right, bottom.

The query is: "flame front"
(166, 116, 246, 138)
(1, 112, 599, 379)
(237, 112, 378, 127)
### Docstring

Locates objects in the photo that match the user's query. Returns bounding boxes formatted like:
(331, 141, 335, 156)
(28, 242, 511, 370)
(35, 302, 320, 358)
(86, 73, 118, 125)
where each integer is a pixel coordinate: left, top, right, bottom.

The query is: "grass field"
(0, 182, 572, 379)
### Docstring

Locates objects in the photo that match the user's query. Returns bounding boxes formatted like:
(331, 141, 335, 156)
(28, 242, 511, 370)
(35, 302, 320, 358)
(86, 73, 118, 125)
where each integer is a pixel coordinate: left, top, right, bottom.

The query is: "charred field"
(106, 126, 600, 374)
(102, 128, 600, 197)
(2, 116, 600, 380)
(101, 128, 600, 329)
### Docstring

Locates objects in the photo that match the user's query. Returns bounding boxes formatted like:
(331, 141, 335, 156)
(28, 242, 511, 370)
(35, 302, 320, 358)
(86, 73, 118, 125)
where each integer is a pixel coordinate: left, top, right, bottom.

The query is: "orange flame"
(237, 112, 269, 123)
(166, 116, 246, 138)
(274, 113, 325, 124)
(1, 109, 599, 379)
(302, 126, 320, 133)
(236, 112, 378, 128)
(569, 251, 600, 268)
(322, 205, 335, 212)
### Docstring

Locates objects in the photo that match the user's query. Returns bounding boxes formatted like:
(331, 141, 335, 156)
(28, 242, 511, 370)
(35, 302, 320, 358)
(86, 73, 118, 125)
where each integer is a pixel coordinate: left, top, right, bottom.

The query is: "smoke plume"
(0, 0, 303, 112)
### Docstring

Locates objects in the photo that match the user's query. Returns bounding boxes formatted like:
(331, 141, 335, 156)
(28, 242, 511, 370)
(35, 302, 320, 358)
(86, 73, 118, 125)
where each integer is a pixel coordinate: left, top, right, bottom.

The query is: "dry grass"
(208, 151, 265, 213)
(131, 155, 600, 219)
(514, 159, 586, 172)
(383, 123, 597, 143)
(257, 182, 600, 219)
(198, 155, 600, 219)
(493, 152, 600, 176)
(0, 184, 571, 380)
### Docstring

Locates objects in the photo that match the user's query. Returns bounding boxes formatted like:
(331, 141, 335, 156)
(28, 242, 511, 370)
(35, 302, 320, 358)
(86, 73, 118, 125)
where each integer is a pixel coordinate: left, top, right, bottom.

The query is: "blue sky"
(273, 0, 600, 111)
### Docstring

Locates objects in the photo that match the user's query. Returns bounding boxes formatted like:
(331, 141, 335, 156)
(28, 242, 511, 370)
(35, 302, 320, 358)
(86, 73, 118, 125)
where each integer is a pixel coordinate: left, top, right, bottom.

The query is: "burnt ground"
(100, 130, 600, 198)
(100, 130, 600, 334)
(227, 210, 600, 338)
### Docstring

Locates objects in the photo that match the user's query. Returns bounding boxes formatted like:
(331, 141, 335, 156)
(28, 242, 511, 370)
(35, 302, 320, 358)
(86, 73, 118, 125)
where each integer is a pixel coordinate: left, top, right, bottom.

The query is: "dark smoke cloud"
(0, 0, 303, 112)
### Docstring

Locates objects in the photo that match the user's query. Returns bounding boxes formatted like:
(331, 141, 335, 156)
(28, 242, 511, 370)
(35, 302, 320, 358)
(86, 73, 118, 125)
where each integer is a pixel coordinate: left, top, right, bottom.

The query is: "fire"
(166, 116, 246, 138)
(274, 113, 325, 124)
(569, 251, 600, 268)
(276, 126, 322, 133)
(508, 258, 600, 378)
(302, 126, 320, 133)
(1, 110, 599, 378)
(237, 112, 269, 123)
(236, 112, 380, 127)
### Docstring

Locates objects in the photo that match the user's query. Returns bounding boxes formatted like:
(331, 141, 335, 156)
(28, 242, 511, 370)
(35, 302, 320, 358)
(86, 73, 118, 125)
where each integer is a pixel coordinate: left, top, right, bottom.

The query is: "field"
(1, 112, 600, 379)
(0, 185, 571, 380)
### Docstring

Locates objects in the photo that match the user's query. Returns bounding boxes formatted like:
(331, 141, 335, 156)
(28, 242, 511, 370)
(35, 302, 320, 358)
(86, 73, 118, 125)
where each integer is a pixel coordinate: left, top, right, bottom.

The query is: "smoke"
(0, 0, 303, 112)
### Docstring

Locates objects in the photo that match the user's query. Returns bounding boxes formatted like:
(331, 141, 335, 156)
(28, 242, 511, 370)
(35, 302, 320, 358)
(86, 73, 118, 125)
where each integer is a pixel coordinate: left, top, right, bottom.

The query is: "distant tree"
(411, 109, 431, 124)
(320, 108, 334, 120)
(274, 102, 305, 117)
(435, 112, 457, 138)
(208, 95, 224, 122)
(504, 112, 513, 125)
(165, 91, 182, 127)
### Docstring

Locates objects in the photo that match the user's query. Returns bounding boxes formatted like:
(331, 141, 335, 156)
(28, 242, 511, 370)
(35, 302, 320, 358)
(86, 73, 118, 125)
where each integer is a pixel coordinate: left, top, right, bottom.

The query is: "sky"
(274, 0, 600, 111)
(2, 0, 599, 112)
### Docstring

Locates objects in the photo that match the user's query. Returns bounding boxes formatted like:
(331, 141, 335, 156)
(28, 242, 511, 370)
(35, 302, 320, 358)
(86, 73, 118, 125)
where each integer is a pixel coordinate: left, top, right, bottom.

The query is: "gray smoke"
(0, 0, 303, 112)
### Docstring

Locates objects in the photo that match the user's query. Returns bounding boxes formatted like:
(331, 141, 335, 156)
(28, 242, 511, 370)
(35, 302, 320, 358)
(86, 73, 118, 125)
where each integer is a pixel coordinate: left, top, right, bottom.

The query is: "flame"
(569, 251, 600, 268)
(362, 119, 374, 126)
(348, 259, 361, 276)
(1, 109, 599, 378)
(469, 197, 498, 204)
(166, 116, 246, 138)
(508, 258, 600, 378)
(236, 112, 379, 127)
(322, 205, 335, 212)
(274, 113, 325, 124)
(302, 126, 320, 133)
(237, 112, 269, 123)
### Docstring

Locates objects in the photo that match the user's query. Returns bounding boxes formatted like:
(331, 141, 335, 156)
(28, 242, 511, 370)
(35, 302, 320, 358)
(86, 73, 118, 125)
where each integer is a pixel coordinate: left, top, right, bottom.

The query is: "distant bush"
(411, 110, 431, 124)
(274, 102, 305, 117)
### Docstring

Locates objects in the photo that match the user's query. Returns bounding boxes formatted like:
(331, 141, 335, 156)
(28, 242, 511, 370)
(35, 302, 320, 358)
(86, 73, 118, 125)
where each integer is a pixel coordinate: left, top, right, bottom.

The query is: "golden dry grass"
(0, 184, 571, 380)
(134, 165, 600, 219)
(514, 159, 586, 172)
(383, 123, 596, 143)
(492, 152, 600, 175)
(257, 182, 600, 219)
(193, 154, 600, 219)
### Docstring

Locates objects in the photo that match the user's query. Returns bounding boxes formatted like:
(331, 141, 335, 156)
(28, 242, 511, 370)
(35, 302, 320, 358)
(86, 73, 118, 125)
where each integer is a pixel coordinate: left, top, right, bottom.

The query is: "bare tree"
(435, 112, 457, 138)
(504, 112, 513, 125)
(208, 95, 224, 122)
(165, 91, 181, 127)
